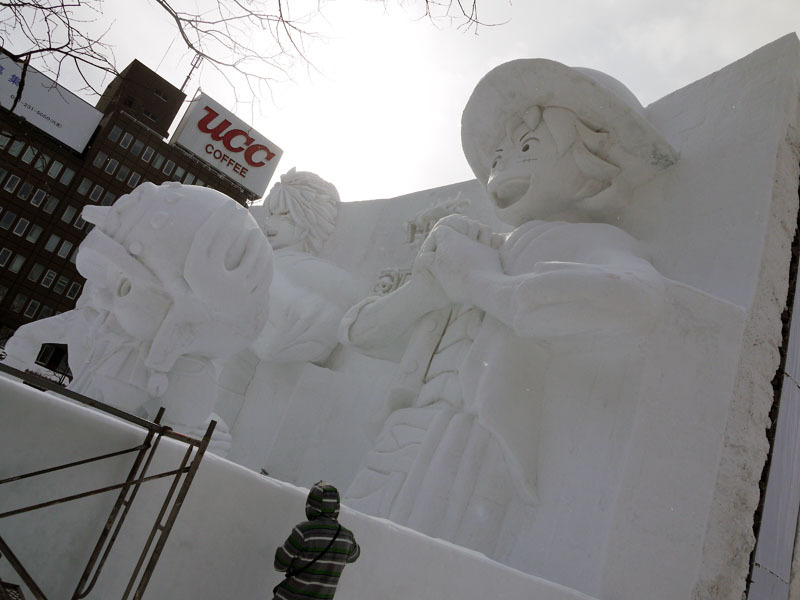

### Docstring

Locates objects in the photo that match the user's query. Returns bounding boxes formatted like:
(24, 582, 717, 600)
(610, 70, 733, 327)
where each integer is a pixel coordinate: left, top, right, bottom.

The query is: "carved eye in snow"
(117, 278, 131, 298)
(522, 143, 530, 152)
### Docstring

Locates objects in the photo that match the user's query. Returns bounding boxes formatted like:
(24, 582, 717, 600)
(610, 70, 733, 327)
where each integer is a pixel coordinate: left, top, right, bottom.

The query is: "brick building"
(0, 59, 264, 374)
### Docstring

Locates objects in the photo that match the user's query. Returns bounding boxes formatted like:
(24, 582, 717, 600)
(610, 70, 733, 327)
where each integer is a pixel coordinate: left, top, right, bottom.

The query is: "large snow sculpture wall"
(236, 35, 800, 600)
(3, 34, 800, 600)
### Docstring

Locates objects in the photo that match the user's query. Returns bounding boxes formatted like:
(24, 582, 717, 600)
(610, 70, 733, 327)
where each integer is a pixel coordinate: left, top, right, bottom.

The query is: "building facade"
(0, 60, 261, 373)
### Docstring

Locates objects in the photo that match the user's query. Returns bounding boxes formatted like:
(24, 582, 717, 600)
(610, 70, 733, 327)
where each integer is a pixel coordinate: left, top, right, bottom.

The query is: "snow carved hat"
(461, 58, 678, 192)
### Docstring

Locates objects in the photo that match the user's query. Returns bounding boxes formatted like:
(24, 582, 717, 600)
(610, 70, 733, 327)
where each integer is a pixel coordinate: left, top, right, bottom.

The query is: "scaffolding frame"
(0, 362, 215, 600)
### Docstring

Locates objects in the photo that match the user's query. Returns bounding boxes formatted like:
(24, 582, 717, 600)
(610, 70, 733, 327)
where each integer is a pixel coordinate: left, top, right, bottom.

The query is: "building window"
(0, 167, 6, 185)
(44, 234, 61, 252)
(59, 167, 75, 186)
(131, 139, 144, 157)
(9, 254, 26, 273)
(39, 305, 53, 318)
(12, 218, 29, 236)
(61, 205, 77, 224)
(77, 177, 92, 195)
(8, 140, 25, 157)
(30, 188, 47, 207)
(104, 158, 119, 175)
(128, 172, 141, 188)
(142, 146, 154, 162)
(34, 152, 50, 172)
(24, 300, 40, 318)
(4, 174, 20, 193)
(116, 165, 130, 182)
(143, 109, 158, 122)
(0, 284, 8, 304)
(10, 293, 28, 313)
(54, 275, 69, 294)
(184, 173, 195, 184)
(66, 282, 82, 299)
(152, 153, 165, 169)
(89, 184, 104, 203)
(163, 159, 175, 175)
(101, 191, 116, 206)
(43, 196, 59, 214)
(21, 146, 37, 164)
(0, 211, 16, 230)
(28, 263, 44, 282)
(73, 215, 86, 231)
(40, 270, 56, 288)
(0, 131, 11, 149)
(26, 224, 43, 243)
(57, 240, 73, 258)
(154, 88, 168, 101)
(92, 151, 107, 168)
(195, 178, 204, 187)
(47, 160, 63, 179)
(16, 181, 33, 200)
(120, 132, 133, 149)
(172, 166, 185, 181)
(108, 125, 122, 142)
(0, 248, 11, 267)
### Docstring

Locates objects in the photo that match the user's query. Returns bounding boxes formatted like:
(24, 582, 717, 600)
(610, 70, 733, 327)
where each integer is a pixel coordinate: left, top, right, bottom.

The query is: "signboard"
(0, 55, 102, 152)
(172, 92, 282, 197)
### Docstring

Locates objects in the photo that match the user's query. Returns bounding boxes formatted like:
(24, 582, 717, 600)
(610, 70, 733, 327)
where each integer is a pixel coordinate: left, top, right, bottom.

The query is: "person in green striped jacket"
(273, 482, 360, 599)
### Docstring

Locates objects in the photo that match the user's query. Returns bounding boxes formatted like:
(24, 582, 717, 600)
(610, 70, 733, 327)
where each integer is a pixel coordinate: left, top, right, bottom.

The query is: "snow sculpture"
(5, 182, 273, 444)
(248, 168, 358, 364)
(223, 168, 361, 469)
(341, 59, 677, 557)
(372, 268, 411, 295)
(406, 193, 470, 245)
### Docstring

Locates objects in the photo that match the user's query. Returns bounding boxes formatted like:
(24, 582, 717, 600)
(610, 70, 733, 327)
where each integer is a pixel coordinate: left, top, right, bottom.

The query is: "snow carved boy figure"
(340, 60, 677, 560)
(274, 482, 360, 600)
(248, 168, 359, 365)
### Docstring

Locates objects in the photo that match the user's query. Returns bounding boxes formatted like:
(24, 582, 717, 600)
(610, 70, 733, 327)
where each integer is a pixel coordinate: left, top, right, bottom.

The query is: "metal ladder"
(0, 362, 215, 599)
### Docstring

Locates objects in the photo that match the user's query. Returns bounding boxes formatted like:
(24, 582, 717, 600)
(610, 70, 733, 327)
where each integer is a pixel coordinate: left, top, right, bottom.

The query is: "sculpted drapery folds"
(340, 59, 677, 558)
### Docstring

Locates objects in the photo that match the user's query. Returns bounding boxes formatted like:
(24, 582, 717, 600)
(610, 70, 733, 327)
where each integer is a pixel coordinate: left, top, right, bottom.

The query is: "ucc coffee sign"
(172, 92, 282, 197)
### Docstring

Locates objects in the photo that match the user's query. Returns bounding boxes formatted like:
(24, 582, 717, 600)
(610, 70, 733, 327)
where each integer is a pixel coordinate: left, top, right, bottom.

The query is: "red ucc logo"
(196, 107, 276, 168)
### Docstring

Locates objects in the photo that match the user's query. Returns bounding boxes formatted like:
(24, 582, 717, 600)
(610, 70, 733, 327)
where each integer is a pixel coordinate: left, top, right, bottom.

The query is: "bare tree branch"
(1, 0, 119, 95)
(0, 0, 501, 107)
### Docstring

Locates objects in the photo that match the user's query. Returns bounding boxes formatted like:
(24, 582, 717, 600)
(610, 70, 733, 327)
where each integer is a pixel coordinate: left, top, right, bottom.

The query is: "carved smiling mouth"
(489, 176, 530, 209)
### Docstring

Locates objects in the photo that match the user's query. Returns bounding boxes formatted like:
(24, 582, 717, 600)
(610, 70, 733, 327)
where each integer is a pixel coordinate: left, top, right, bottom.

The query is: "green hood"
(305, 481, 340, 520)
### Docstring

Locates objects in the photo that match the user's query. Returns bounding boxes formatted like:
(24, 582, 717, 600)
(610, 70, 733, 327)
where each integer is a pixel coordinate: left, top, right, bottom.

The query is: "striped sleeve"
(275, 526, 305, 571)
(346, 535, 360, 564)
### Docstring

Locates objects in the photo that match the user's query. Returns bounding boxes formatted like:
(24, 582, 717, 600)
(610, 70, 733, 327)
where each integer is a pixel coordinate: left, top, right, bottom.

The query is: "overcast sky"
(9, 0, 800, 201)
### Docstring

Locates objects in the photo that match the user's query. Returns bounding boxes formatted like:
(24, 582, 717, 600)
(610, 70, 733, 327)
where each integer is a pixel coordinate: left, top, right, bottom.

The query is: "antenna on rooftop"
(181, 54, 203, 92)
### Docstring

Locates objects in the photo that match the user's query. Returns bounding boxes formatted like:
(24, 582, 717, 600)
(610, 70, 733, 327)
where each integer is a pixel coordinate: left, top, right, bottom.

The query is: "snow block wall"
(0, 375, 597, 600)
(624, 34, 800, 600)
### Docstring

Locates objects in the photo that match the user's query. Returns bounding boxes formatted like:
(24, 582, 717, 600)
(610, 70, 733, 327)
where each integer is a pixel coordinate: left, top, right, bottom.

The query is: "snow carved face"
(263, 208, 307, 250)
(77, 230, 171, 342)
(487, 110, 584, 227)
